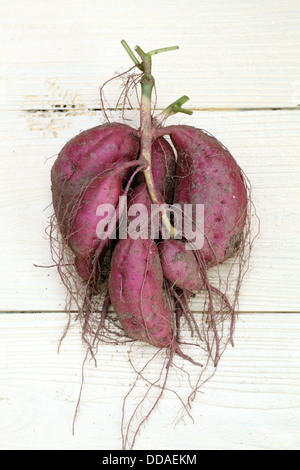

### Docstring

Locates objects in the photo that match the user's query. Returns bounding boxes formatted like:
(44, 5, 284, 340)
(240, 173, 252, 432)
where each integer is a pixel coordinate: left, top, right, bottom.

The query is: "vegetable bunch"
(49, 41, 255, 448)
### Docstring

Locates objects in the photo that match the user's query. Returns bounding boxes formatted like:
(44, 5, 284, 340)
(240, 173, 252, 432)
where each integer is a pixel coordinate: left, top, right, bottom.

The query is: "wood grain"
(0, 312, 299, 450)
(1, 0, 300, 110)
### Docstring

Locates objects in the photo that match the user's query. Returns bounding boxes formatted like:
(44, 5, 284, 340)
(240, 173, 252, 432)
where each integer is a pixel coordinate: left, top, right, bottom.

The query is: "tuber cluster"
(49, 40, 256, 448)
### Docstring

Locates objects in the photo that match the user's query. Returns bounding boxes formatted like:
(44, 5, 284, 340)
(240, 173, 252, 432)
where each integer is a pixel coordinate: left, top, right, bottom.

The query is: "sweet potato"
(68, 169, 122, 280)
(126, 182, 152, 240)
(51, 122, 139, 232)
(108, 237, 175, 348)
(170, 125, 248, 266)
(68, 158, 146, 281)
(127, 136, 176, 238)
(158, 239, 203, 293)
(136, 136, 176, 203)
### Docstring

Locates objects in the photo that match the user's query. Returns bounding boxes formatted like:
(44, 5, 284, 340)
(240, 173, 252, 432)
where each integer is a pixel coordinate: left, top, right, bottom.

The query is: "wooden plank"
(1, 109, 299, 312)
(0, 312, 299, 450)
(1, 0, 300, 110)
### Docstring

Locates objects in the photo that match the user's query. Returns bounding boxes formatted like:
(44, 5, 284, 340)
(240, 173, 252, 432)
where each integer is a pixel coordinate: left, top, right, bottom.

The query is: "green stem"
(148, 45, 179, 56)
(153, 95, 193, 127)
(135, 43, 177, 237)
(120, 40, 142, 69)
(121, 41, 180, 237)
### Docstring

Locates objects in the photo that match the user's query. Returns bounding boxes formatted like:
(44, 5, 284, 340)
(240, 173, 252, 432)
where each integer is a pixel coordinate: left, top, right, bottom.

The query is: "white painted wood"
(0, 312, 299, 450)
(1, 0, 300, 451)
(1, 0, 300, 110)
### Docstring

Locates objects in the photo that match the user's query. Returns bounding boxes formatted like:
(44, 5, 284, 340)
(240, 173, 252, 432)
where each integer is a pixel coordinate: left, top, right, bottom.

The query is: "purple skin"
(158, 239, 203, 293)
(69, 170, 122, 259)
(127, 182, 153, 234)
(127, 135, 176, 238)
(170, 125, 248, 266)
(136, 136, 176, 204)
(108, 238, 175, 348)
(51, 122, 139, 231)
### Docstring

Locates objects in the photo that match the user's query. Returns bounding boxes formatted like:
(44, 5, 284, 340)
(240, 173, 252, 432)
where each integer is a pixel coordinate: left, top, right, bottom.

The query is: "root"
(121, 347, 173, 450)
(99, 65, 142, 124)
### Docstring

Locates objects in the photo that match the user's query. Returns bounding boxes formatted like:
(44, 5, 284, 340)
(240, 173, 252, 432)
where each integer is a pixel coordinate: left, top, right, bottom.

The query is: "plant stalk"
(133, 44, 176, 238)
(153, 95, 193, 127)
